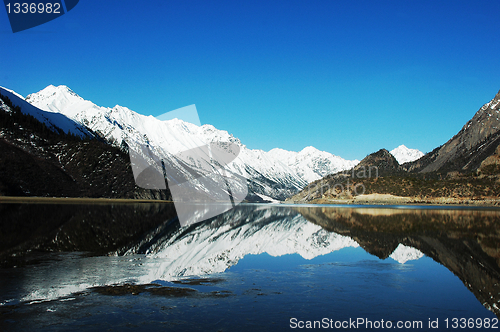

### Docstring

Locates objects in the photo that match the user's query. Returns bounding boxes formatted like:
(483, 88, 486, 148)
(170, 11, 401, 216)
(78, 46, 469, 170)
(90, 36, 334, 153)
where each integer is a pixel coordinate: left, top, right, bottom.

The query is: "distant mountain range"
(24, 85, 365, 200)
(288, 89, 500, 203)
(0, 84, 424, 201)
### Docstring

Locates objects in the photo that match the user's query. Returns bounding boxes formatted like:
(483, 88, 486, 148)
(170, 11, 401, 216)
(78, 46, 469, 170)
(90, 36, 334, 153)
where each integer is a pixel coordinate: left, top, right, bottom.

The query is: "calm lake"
(0, 202, 499, 331)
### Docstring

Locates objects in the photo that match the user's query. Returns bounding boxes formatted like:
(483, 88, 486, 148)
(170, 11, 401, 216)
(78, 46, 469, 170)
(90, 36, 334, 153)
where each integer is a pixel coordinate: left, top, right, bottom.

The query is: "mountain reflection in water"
(0, 202, 499, 330)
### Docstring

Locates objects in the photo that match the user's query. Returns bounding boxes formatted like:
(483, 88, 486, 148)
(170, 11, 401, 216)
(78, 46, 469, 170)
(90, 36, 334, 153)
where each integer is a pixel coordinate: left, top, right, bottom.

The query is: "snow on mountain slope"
(268, 146, 359, 183)
(0, 86, 93, 138)
(390, 144, 424, 164)
(24, 85, 98, 119)
(25, 85, 357, 200)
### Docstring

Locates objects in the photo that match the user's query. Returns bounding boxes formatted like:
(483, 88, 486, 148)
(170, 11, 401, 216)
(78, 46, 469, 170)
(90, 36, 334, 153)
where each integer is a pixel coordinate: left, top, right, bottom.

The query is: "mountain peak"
(27, 84, 82, 102)
(300, 146, 320, 154)
(354, 149, 401, 177)
(390, 145, 424, 164)
(0, 86, 93, 138)
(26, 85, 94, 118)
(268, 147, 287, 153)
(37, 84, 78, 97)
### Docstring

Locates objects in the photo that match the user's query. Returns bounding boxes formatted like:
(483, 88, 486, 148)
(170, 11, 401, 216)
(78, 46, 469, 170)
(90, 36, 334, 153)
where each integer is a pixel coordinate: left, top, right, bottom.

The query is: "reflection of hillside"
(0, 203, 177, 266)
(295, 206, 500, 317)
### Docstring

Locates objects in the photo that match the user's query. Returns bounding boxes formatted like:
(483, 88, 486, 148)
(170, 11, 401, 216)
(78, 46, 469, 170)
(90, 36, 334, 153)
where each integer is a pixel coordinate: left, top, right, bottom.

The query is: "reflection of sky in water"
(0, 246, 494, 326)
(225, 248, 494, 328)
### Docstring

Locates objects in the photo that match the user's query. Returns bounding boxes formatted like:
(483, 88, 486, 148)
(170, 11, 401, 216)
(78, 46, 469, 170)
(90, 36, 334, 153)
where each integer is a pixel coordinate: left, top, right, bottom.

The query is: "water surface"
(0, 203, 499, 331)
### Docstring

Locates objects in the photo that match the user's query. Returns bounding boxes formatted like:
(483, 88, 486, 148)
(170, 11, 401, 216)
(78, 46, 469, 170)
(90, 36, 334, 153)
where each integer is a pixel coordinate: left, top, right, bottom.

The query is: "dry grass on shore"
(303, 193, 500, 207)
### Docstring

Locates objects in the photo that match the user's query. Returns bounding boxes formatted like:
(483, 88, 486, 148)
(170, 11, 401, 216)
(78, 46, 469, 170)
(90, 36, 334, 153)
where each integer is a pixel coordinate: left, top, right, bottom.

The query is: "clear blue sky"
(1, 0, 499, 160)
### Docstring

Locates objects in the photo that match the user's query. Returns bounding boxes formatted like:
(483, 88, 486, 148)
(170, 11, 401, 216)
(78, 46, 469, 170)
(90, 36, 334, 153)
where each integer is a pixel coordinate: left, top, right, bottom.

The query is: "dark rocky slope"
(0, 92, 171, 200)
(408, 89, 500, 174)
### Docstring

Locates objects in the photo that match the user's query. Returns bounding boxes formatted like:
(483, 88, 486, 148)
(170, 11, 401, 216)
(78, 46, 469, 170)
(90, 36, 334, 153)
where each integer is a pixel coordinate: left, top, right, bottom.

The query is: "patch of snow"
(389, 244, 424, 264)
(390, 145, 424, 164)
(267, 146, 359, 183)
(254, 193, 282, 203)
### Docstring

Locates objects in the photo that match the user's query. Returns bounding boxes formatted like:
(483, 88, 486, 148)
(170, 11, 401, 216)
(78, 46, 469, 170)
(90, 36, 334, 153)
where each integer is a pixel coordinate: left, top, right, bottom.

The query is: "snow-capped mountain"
(25, 85, 358, 200)
(268, 146, 359, 183)
(390, 144, 424, 164)
(0, 86, 93, 138)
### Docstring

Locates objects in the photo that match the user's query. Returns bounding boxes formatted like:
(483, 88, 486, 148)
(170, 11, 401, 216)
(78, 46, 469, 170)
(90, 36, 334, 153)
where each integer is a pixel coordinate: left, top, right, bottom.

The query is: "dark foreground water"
(0, 203, 499, 331)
